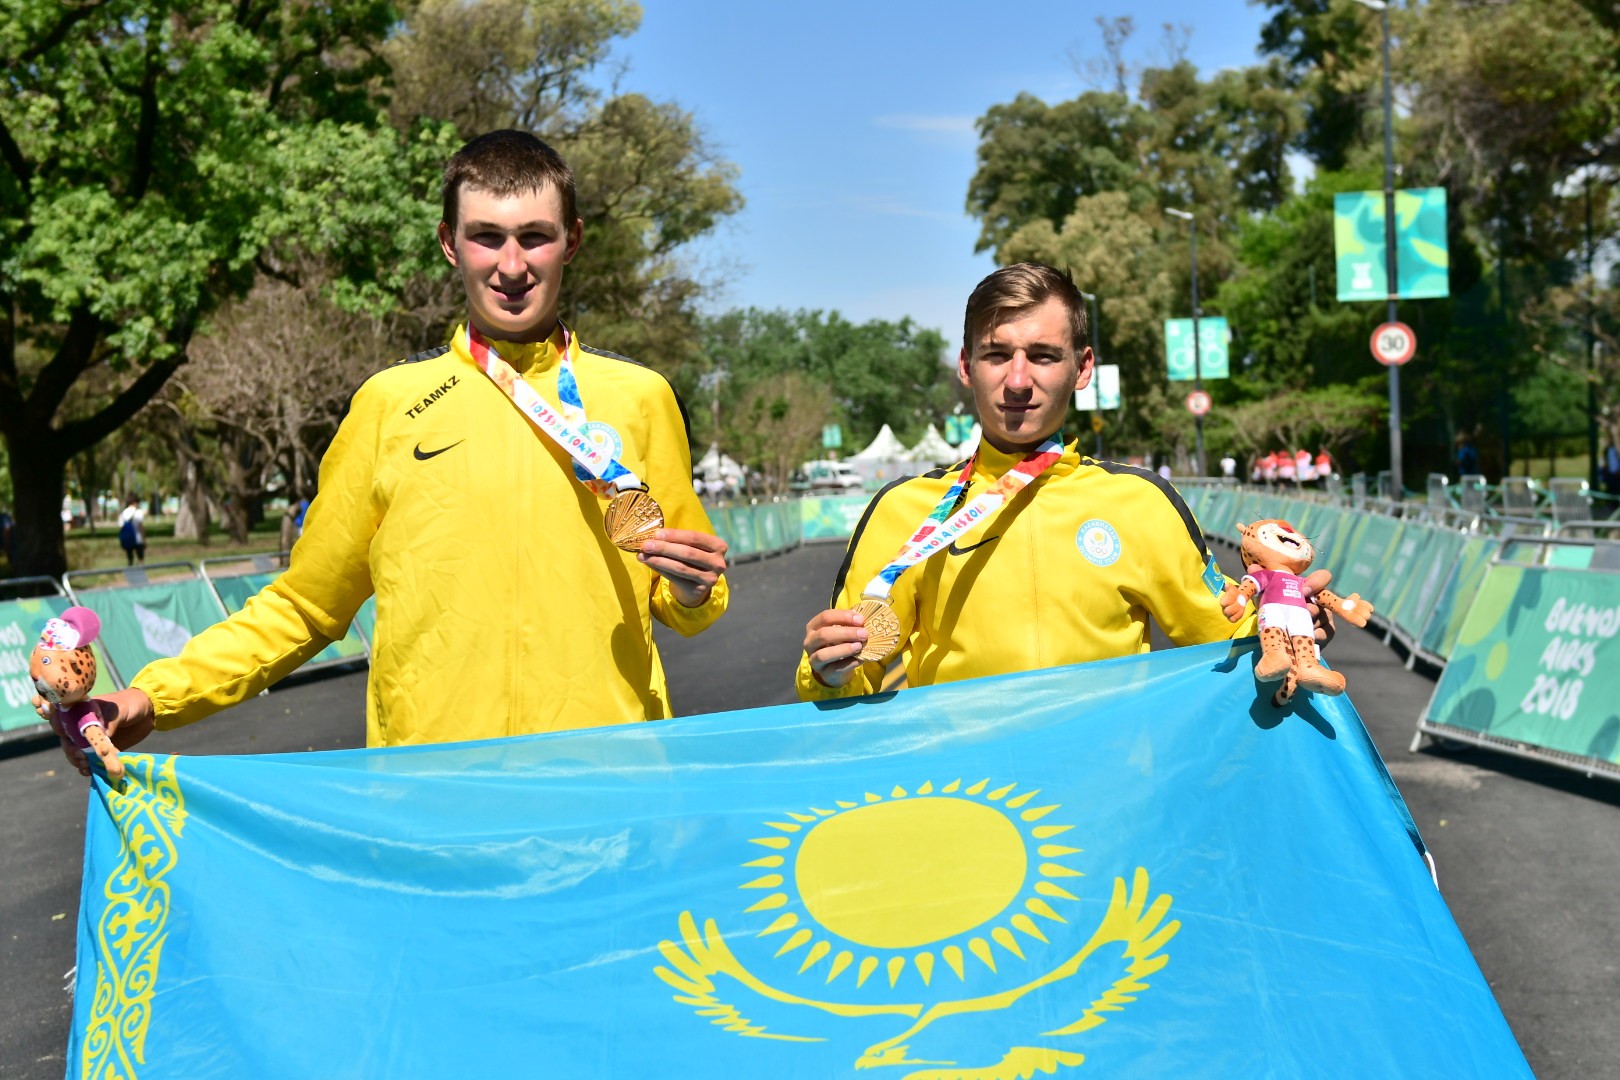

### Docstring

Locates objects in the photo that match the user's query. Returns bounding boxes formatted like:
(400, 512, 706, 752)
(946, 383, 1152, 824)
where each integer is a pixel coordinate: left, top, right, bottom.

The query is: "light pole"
(1078, 289, 1103, 458)
(1356, 0, 1403, 500)
(1166, 207, 1205, 476)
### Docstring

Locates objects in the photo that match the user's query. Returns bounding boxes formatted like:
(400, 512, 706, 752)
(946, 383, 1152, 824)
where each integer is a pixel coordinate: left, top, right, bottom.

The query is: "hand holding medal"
(803, 436, 1064, 681)
(464, 325, 728, 600)
(603, 488, 664, 552)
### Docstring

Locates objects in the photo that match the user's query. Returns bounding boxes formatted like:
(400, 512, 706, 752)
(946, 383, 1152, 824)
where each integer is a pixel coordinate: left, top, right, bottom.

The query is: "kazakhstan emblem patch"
(654, 778, 1178, 1077)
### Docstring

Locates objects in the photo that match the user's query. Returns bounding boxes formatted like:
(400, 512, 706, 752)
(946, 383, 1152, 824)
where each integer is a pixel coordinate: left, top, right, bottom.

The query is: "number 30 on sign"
(1370, 321, 1416, 366)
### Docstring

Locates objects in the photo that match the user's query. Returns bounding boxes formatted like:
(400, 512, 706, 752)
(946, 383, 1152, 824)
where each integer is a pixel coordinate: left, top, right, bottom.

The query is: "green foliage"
(965, 55, 1305, 463)
(382, 0, 743, 376)
(695, 309, 956, 460)
(1255, 0, 1380, 170)
(1, 0, 413, 575)
(970, 1, 1620, 479)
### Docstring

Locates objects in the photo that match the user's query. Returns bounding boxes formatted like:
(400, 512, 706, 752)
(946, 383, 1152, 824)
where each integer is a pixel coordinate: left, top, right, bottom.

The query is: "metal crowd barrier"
(1177, 480, 1620, 783)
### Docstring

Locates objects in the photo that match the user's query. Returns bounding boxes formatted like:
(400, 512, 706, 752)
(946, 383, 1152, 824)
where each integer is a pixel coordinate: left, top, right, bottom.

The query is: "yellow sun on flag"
(737, 779, 1084, 990)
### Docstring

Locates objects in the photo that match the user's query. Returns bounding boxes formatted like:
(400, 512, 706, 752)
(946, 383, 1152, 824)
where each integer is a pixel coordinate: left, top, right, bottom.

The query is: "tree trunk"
(7, 441, 69, 579)
(173, 458, 212, 543)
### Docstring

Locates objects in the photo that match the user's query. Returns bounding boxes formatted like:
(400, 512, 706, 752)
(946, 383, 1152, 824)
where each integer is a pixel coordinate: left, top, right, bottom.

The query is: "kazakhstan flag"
(70, 640, 1528, 1078)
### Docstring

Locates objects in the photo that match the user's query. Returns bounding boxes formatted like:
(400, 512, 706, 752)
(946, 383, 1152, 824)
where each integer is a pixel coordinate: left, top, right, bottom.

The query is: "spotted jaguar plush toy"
(30, 606, 123, 780)
(1228, 519, 1373, 707)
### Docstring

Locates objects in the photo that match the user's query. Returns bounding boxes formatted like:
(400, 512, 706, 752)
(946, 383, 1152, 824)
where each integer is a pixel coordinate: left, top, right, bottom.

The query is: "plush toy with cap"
(30, 606, 123, 780)
(1228, 519, 1373, 707)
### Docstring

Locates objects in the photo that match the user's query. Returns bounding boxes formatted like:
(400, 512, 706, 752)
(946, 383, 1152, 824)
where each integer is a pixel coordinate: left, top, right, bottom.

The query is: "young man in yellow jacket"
(56, 131, 730, 765)
(798, 262, 1327, 700)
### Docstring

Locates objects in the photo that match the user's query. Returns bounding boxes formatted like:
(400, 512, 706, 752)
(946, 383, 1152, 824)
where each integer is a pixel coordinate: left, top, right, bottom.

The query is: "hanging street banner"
(945, 414, 976, 444)
(822, 424, 844, 450)
(1164, 317, 1229, 380)
(1423, 563, 1620, 766)
(1072, 364, 1121, 411)
(69, 641, 1529, 1079)
(1335, 188, 1450, 302)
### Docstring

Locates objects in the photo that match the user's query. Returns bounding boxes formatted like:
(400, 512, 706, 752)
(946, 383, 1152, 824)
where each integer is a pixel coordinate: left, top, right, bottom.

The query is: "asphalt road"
(3, 539, 1617, 1077)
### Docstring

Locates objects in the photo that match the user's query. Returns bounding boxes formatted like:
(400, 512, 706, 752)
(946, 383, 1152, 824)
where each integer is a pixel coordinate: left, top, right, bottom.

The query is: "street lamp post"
(1078, 289, 1103, 458)
(1166, 208, 1204, 476)
(1357, 0, 1403, 500)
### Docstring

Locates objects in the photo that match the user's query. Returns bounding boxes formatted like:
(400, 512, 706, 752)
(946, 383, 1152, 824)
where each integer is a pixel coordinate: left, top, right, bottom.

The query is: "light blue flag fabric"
(70, 639, 1529, 1079)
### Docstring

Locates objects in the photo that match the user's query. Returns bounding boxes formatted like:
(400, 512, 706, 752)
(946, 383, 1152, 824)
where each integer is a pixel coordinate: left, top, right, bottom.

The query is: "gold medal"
(853, 597, 902, 663)
(604, 488, 664, 552)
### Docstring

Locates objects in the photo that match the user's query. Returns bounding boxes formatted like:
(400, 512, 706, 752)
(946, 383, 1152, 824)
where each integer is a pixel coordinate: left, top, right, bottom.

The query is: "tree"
(696, 309, 956, 465)
(383, 0, 743, 381)
(723, 372, 836, 495)
(172, 276, 398, 543)
(1, 0, 424, 576)
(965, 55, 1304, 462)
(1255, 0, 1380, 170)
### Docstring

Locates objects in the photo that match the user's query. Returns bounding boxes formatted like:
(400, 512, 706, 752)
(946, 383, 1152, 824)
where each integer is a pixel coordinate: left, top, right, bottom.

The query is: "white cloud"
(874, 113, 978, 136)
(845, 194, 974, 224)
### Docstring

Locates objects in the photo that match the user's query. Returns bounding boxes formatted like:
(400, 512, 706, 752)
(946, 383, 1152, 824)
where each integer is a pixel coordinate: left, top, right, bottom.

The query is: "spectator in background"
(1602, 439, 1620, 517)
(117, 495, 146, 566)
(1278, 451, 1296, 487)
(0, 506, 13, 567)
(1456, 432, 1480, 479)
(1295, 449, 1316, 485)
(1315, 447, 1334, 481)
(1220, 454, 1237, 480)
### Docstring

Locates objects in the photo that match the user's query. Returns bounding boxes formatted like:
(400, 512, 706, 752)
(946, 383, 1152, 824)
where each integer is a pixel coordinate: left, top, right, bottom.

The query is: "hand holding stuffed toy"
(1227, 520, 1373, 707)
(30, 607, 124, 781)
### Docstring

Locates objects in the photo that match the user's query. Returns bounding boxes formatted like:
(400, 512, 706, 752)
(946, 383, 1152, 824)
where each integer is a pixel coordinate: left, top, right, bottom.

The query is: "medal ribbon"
(861, 435, 1064, 602)
(461, 324, 644, 495)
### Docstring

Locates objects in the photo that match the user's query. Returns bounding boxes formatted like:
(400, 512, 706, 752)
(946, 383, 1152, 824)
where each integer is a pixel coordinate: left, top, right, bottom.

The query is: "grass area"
(1505, 453, 1603, 482)
(63, 517, 289, 574)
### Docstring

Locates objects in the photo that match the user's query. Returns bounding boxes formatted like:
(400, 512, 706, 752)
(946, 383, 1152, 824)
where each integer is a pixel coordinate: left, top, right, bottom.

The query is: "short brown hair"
(441, 130, 578, 232)
(962, 262, 1089, 355)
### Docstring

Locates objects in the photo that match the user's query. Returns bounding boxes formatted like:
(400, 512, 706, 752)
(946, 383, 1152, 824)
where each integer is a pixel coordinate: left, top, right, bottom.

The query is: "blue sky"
(607, 1, 1274, 343)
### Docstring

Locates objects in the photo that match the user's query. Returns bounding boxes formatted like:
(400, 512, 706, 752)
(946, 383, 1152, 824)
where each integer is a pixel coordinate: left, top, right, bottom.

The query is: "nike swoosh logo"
(413, 440, 463, 461)
(947, 535, 1000, 556)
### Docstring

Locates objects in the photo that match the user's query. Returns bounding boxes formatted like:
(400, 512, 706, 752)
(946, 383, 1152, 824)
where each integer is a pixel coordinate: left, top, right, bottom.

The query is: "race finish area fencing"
(0, 497, 863, 742)
(1180, 476, 1620, 784)
(13, 480, 1617, 787)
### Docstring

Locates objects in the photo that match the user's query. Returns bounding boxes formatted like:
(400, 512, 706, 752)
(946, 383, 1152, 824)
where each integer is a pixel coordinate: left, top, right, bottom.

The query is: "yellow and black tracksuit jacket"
(795, 439, 1255, 701)
(134, 324, 727, 746)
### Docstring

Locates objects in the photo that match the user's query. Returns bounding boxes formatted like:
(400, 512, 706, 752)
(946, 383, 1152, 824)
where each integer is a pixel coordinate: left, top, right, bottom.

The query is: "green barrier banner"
(0, 596, 111, 733)
(212, 573, 367, 665)
(75, 580, 227, 684)
(1426, 564, 1620, 764)
(776, 502, 800, 550)
(355, 596, 378, 646)
(758, 504, 784, 552)
(1386, 528, 1466, 640)
(1418, 536, 1498, 661)
(723, 507, 757, 557)
(1378, 524, 1428, 629)
(798, 495, 870, 542)
(1339, 516, 1404, 608)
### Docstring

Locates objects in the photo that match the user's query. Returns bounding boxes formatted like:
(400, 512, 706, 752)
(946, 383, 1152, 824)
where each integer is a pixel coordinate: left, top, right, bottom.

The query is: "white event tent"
(905, 424, 958, 466)
(695, 444, 744, 482)
(849, 423, 909, 461)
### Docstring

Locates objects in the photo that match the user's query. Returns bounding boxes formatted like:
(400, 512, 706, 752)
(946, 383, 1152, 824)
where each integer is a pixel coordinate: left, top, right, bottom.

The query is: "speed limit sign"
(1185, 389, 1212, 417)
(1370, 321, 1416, 366)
